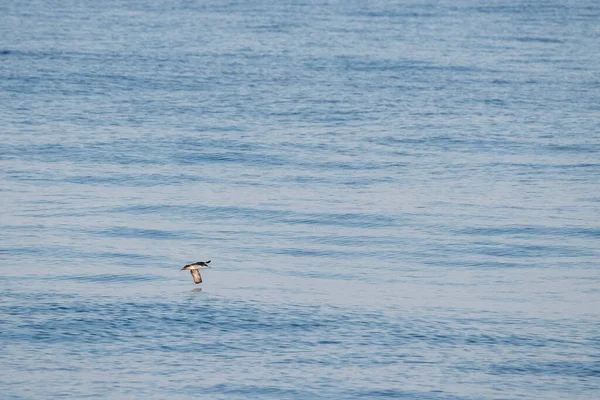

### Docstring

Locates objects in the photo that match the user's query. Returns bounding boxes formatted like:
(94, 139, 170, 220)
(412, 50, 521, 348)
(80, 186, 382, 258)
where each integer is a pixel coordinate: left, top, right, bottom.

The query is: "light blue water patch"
(1, 0, 600, 399)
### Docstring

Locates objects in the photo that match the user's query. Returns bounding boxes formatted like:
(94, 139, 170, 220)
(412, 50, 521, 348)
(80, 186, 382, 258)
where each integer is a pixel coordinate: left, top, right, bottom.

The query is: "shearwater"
(180, 260, 211, 284)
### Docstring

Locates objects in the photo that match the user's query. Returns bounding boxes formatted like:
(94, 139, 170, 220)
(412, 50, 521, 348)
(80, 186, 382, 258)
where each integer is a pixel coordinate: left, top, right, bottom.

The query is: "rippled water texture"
(2, 0, 600, 399)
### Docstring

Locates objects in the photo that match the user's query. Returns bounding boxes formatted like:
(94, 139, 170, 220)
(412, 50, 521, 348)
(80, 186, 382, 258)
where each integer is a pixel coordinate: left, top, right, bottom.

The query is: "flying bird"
(181, 260, 211, 284)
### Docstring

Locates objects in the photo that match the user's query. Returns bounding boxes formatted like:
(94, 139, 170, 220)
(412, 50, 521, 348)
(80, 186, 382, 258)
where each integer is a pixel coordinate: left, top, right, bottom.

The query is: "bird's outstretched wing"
(190, 269, 202, 284)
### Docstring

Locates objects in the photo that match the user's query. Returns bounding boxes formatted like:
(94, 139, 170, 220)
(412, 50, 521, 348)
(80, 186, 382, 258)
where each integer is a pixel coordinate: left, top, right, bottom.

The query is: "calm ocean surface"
(2, 1, 600, 399)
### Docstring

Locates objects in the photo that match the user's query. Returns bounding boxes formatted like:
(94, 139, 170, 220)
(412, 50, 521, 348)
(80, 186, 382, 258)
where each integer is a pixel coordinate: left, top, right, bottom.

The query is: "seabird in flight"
(181, 260, 211, 284)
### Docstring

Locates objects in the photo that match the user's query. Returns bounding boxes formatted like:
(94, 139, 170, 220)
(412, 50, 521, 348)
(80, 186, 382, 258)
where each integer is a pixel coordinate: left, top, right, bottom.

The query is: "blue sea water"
(1, 0, 600, 398)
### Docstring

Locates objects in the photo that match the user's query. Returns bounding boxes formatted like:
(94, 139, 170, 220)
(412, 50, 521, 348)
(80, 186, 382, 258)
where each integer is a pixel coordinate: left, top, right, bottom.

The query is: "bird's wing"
(192, 260, 211, 266)
(184, 260, 211, 269)
(190, 269, 202, 284)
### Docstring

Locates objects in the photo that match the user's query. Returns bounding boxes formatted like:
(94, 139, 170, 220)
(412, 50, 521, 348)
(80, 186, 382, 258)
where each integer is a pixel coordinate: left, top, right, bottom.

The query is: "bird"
(181, 260, 211, 284)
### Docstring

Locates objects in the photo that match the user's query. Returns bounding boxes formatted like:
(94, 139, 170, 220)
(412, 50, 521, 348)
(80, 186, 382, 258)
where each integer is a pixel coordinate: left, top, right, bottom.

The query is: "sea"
(1, 1, 599, 399)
